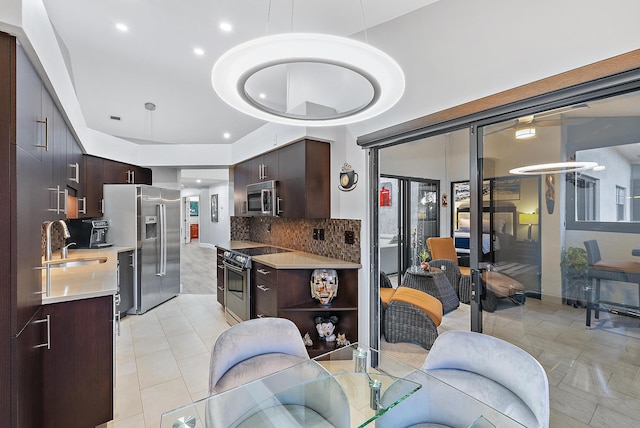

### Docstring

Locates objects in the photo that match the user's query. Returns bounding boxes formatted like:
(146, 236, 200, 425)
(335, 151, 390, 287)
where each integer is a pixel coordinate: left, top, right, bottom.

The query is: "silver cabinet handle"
(277, 197, 282, 215)
(36, 117, 49, 151)
(256, 269, 271, 275)
(61, 188, 68, 215)
(131, 170, 135, 183)
(35, 264, 52, 297)
(48, 186, 60, 213)
(129, 252, 135, 268)
(256, 284, 270, 292)
(69, 162, 80, 183)
(78, 196, 87, 214)
(100, 198, 105, 213)
(33, 315, 51, 350)
(115, 311, 121, 336)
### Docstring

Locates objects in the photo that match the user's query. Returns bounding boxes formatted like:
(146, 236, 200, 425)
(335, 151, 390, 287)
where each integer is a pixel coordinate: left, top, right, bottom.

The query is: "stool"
(384, 287, 443, 350)
(402, 269, 459, 313)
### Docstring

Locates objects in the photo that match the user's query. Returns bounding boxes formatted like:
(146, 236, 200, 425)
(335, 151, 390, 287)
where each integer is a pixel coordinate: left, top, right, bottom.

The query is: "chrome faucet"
(44, 220, 71, 261)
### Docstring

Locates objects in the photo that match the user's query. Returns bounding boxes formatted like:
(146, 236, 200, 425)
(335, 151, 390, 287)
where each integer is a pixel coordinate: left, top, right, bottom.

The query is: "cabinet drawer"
(253, 262, 278, 285)
(254, 279, 277, 318)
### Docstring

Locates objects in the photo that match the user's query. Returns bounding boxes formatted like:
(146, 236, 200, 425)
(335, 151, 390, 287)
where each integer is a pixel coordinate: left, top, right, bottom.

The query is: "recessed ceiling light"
(196, 179, 202, 183)
(510, 161, 598, 175)
(194, 47, 205, 56)
(258, 93, 266, 99)
(219, 22, 233, 32)
(223, 132, 230, 139)
(515, 127, 536, 139)
(115, 23, 128, 32)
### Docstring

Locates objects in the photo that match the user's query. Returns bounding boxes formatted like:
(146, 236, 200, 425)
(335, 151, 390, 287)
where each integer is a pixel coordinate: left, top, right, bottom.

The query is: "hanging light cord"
(359, 0, 369, 43)
(265, 0, 272, 36)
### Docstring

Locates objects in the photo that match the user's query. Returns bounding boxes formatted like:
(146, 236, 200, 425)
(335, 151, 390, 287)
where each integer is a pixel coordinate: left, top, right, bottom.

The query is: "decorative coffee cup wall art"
(339, 162, 358, 191)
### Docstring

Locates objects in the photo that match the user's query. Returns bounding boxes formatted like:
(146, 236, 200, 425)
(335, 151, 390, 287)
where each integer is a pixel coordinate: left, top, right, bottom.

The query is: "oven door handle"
(223, 261, 246, 274)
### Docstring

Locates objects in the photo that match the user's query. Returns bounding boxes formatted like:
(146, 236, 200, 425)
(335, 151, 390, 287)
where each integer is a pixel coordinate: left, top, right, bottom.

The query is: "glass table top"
(161, 343, 525, 428)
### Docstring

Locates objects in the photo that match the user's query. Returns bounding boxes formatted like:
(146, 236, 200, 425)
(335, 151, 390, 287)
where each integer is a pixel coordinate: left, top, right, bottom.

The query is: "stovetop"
(236, 246, 292, 256)
(223, 246, 292, 269)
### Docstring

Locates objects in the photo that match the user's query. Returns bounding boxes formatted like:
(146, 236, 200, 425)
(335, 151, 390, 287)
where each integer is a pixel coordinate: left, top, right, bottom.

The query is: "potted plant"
(560, 247, 588, 308)
(419, 247, 431, 271)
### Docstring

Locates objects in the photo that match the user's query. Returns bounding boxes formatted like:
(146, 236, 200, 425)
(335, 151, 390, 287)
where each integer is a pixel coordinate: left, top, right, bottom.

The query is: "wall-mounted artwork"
(211, 194, 219, 222)
(189, 200, 199, 216)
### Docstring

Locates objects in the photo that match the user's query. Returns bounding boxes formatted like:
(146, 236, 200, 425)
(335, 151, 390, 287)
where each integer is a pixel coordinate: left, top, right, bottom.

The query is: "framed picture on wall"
(211, 194, 218, 222)
(189, 201, 199, 216)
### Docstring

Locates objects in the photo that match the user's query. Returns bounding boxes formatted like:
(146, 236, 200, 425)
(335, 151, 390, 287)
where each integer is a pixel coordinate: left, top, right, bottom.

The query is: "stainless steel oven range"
(222, 246, 291, 325)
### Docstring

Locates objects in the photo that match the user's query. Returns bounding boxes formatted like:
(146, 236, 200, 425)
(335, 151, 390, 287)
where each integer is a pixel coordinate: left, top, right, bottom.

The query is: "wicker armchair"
(384, 287, 443, 350)
(429, 258, 471, 304)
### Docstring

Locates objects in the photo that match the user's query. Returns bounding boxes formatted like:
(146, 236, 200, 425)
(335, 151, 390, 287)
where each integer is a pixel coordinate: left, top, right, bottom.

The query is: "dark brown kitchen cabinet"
(278, 139, 330, 219)
(42, 295, 114, 428)
(251, 262, 358, 358)
(3, 36, 47, 426)
(233, 159, 253, 216)
(66, 127, 83, 193)
(233, 139, 330, 218)
(84, 154, 106, 218)
(216, 248, 225, 306)
(118, 250, 135, 315)
(82, 155, 153, 218)
(251, 150, 279, 182)
(11, 308, 46, 428)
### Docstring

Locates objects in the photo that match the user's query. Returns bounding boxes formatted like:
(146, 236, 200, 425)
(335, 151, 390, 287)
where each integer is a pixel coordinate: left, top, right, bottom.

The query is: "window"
(575, 175, 598, 221)
(616, 185, 626, 221)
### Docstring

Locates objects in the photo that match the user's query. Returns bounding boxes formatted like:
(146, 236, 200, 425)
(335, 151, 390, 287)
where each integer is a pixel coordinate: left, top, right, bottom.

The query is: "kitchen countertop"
(216, 241, 361, 270)
(41, 247, 135, 305)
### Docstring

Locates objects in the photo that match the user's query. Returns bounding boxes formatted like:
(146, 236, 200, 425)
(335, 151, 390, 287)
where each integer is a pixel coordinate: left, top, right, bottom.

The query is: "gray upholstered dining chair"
(208, 317, 310, 394)
(377, 330, 549, 428)
(206, 317, 350, 427)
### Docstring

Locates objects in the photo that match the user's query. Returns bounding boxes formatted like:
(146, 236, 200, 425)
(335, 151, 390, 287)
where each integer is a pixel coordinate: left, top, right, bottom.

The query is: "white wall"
(198, 183, 231, 250)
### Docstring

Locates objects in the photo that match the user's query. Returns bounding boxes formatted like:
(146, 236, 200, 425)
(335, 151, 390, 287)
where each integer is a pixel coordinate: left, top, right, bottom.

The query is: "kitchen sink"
(44, 257, 108, 268)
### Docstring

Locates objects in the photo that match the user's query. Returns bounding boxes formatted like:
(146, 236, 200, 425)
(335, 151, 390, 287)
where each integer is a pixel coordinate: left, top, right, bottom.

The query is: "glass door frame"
(367, 67, 640, 344)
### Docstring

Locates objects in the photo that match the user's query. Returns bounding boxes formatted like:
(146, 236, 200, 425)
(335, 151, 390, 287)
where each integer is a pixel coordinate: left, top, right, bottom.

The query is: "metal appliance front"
(223, 262, 250, 325)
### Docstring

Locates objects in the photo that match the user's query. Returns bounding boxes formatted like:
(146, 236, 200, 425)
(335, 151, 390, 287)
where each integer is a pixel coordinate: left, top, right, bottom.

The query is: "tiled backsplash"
(230, 217, 361, 264)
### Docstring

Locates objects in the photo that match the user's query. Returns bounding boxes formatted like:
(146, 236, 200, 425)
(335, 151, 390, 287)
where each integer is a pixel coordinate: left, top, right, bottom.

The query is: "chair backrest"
(583, 240, 602, 266)
(423, 330, 549, 428)
(208, 317, 309, 390)
(427, 237, 459, 266)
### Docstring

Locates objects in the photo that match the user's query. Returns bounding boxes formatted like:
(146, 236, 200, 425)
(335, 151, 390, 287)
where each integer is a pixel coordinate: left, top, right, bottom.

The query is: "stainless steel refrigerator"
(103, 184, 181, 314)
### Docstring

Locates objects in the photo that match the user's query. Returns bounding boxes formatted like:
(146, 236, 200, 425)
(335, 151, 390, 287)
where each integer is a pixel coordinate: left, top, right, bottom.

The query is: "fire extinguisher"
(379, 187, 390, 206)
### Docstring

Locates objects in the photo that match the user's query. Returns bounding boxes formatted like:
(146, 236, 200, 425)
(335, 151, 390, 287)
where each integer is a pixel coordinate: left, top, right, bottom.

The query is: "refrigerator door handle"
(161, 203, 168, 276)
(156, 203, 163, 276)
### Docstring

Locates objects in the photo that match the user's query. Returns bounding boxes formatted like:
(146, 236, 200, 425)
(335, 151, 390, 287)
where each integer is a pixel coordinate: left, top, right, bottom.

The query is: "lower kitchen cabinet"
(118, 250, 135, 315)
(42, 295, 114, 428)
(216, 248, 225, 306)
(252, 262, 358, 358)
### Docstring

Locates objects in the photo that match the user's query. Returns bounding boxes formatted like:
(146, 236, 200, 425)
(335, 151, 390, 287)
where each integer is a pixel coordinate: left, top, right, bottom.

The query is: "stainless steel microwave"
(246, 180, 279, 216)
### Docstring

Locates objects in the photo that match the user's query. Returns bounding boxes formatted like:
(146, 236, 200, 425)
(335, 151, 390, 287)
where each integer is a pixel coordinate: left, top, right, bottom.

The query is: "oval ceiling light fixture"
(510, 161, 599, 175)
(211, 33, 405, 127)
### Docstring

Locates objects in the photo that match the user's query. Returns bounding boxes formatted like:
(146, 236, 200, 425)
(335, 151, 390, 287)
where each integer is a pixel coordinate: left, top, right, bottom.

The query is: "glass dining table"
(160, 343, 524, 428)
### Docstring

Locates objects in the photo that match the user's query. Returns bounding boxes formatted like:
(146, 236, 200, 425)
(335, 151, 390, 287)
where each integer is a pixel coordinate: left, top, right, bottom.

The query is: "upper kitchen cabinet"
(278, 139, 330, 219)
(66, 127, 83, 193)
(15, 44, 45, 161)
(233, 139, 330, 219)
(251, 150, 279, 182)
(82, 155, 153, 218)
(233, 160, 252, 216)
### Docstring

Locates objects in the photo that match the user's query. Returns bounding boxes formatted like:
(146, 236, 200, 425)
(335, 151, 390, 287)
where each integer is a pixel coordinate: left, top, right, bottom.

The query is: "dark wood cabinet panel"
(11, 308, 46, 428)
(278, 139, 330, 219)
(42, 296, 114, 428)
(15, 44, 44, 161)
(102, 157, 130, 184)
(133, 165, 153, 185)
(66, 127, 83, 192)
(233, 160, 252, 216)
(83, 155, 105, 218)
(233, 139, 330, 219)
(251, 262, 358, 358)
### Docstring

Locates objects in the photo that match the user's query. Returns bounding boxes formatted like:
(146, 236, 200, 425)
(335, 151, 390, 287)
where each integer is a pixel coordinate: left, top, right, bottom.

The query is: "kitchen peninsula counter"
(41, 247, 135, 305)
(216, 241, 361, 269)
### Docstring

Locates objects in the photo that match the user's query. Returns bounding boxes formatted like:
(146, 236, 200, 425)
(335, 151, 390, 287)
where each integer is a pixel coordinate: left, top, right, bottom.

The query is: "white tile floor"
(105, 245, 640, 427)
(106, 294, 227, 428)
